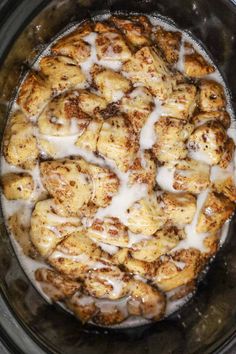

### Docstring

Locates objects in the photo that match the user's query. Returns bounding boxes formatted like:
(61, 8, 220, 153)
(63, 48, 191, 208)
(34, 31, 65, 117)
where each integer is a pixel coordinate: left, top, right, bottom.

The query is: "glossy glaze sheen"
(0, 0, 236, 353)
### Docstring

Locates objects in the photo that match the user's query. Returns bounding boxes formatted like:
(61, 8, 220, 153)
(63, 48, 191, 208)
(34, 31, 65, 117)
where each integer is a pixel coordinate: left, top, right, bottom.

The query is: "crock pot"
(1, 0, 236, 353)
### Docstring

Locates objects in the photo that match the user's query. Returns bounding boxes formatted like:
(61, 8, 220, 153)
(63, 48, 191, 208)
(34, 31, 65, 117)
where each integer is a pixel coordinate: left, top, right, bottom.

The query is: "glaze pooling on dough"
(1, 12, 236, 328)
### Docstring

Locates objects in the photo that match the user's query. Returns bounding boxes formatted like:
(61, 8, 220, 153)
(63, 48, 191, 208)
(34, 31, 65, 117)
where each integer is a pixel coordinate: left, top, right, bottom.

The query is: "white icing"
(128, 231, 151, 247)
(156, 165, 179, 193)
(95, 180, 147, 225)
(173, 189, 209, 252)
(139, 98, 163, 150)
(50, 251, 109, 270)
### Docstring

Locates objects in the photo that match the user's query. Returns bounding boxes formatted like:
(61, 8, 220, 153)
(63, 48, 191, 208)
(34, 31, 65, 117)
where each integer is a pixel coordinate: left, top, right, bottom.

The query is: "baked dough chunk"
(91, 65, 131, 103)
(87, 217, 129, 247)
(120, 87, 153, 133)
(154, 26, 182, 64)
(52, 21, 93, 44)
(153, 117, 194, 162)
(197, 191, 235, 233)
(192, 111, 230, 129)
(17, 72, 51, 117)
(184, 45, 215, 77)
(86, 164, 119, 208)
(78, 90, 108, 118)
(38, 91, 91, 136)
(1, 173, 34, 200)
(161, 83, 197, 120)
(199, 80, 226, 112)
(213, 176, 236, 202)
(66, 294, 97, 323)
(128, 151, 156, 193)
(3, 111, 39, 169)
(161, 192, 196, 225)
(154, 248, 202, 291)
(75, 119, 102, 151)
(202, 234, 219, 261)
(110, 16, 151, 47)
(122, 46, 176, 99)
(93, 306, 127, 326)
(97, 116, 137, 172)
(48, 232, 109, 279)
(40, 159, 93, 216)
(30, 199, 81, 257)
(130, 226, 185, 262)
(127, 194, 166, 235)
(113, 248, 156, 278)
(84, 267, 129, 300)
(127, 280, 166, 320)
(52, 37, 91, 64)
(173, 158, 210, 194)
(219, 138, 235, 169)
(40, 56, 86, 94)
(35, 268, 81, 301)
(187, 121, 227, 165)
(95, 25, 132, 62)
(8, 211, 38, 258)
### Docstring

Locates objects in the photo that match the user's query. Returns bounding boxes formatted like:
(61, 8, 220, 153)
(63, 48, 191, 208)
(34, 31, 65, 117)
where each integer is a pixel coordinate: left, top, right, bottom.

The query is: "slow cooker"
(1, 0, 236, 353)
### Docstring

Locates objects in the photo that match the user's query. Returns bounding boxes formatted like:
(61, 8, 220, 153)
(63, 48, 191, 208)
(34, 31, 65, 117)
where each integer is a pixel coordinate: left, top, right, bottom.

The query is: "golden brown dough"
(17, 72, 51, 117)
(87, 217, 129, 247)
(187, 121, 227, 165)
(53, 21, 93, 43)
(128, 151, 156, 193)
(219, 138, 235, 169)
(48, 231, 109, 279)
(78, 90, 108, 118)
(130, 226, 184, 262)
(97, 116, 137, 172)
(122, 46, 176, 99)
(199, 80, 226, 112)
(91, 65, 131, 103)
(40, 56, 86, 94)
(66, 294, 97, 323)
(184, 44, 215, 77)
(127, 279, 166, 320)
(95, 28, 132, 62)
(86, 164, 119, 208)
(35, 268, 81, 301)
(30, 199, 82, 257)
(153, 117, 194, 162)
(75, 119, 102, 152)
(1, 173, 34, 200)
(154, 248, 202, 291)
(191, 111, 230, 129)
(84, 267, 129, 300)
(52, 37, 91, 63)
(197, 191, 235, 233)
(154, 26, 181, 64)
(110, 16, 151, 47)
(120, 87, 153, 133)
(40, 158, 93, 216)
(173, 158, 210, 194)
(127, 194, 166, 235)
(3, 111, 39, 169)
(8, 212, 38, 259)
(113, 248, 156, 278)
(213, 176, 236, 202)
(93, 306, 127, 326)
(161, 192, 196, 225)
(38, 91, 91, 136)
(161, 83, 197, 120)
